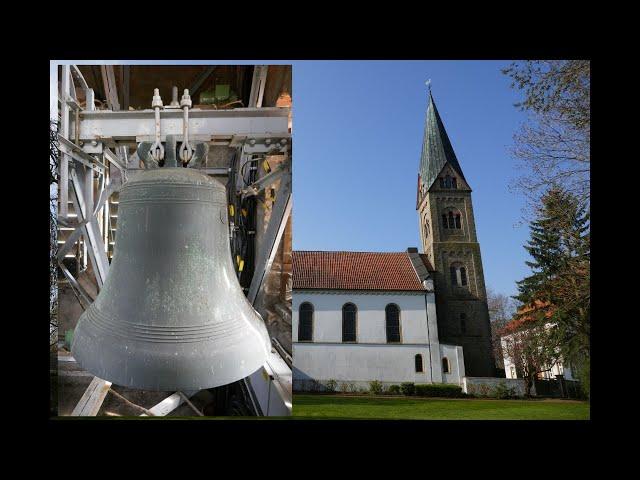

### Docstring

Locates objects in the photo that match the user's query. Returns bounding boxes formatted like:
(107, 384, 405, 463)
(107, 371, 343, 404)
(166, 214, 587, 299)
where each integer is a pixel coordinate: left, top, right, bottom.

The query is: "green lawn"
(293, 394, 590, 420)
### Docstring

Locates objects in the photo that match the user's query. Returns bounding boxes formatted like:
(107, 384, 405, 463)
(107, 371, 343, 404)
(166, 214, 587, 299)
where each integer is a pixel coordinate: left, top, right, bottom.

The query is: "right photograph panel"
(291, 60, 590, 420)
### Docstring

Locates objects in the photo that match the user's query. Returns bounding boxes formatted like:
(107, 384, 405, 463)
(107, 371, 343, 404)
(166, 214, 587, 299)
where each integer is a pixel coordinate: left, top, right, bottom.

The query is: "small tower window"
(442, 357, 450, 374)
(440, 175, 457, 189)
(415, 354, 424, 373)
(442, 208, 462, 230)
(450, 263, 469, 288)
(460, 313, 467, 334)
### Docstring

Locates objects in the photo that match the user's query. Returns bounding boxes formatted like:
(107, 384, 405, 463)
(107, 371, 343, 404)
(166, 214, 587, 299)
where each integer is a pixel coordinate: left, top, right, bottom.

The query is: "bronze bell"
(71, 166, 271, 391)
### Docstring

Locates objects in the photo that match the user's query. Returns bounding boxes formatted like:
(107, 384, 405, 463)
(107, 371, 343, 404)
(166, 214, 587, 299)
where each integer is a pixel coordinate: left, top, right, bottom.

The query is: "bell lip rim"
(69, 357, 266, 392)
(70, 317, 271, 392)
(70, 341, 269, 392)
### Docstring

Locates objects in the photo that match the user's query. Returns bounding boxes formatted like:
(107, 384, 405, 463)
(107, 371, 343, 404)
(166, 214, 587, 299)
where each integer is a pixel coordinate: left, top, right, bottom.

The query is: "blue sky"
(51, 59, 532, 296)
(292, 61, 531, 296)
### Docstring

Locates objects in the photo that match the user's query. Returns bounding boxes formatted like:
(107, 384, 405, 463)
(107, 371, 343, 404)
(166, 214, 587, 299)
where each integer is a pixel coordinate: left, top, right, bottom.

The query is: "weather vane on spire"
(425, 78, 432, 92)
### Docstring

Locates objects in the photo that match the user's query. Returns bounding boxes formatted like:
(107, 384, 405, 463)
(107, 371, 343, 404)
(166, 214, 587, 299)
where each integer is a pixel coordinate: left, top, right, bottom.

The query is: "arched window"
(385, 304, 401, 343)
(460, 267, 467, 286)
(298, 302, 314, 342)
(415, 354, 424, 373)
(450, 263, 469, 288)
(342, 303, 357, 343)
(440, 175, 457, 189)
(423, 218, 430, 240)
(442, 208, 462, 230)
(460, 313, 467, 334)
(450, 265, 458, 286)
(442, 357, 450, 374)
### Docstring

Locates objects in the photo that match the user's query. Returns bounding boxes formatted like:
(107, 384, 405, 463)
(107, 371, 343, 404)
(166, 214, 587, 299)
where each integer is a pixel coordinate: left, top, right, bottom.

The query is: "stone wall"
(293, 377, 377, 393)
(462, 376, 533, 397)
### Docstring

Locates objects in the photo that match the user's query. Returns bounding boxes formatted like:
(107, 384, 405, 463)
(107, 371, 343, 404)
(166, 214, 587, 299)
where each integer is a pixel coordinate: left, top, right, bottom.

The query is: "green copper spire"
(418, 91, 466, 193)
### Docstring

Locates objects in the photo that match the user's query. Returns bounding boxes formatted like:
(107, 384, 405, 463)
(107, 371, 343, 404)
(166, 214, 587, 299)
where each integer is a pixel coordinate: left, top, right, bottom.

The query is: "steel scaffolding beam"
(72, 107, 290, 143)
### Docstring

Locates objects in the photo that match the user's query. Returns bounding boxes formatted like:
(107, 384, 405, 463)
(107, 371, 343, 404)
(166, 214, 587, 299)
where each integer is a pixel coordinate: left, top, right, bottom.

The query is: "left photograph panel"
(50, 63, 292, 417)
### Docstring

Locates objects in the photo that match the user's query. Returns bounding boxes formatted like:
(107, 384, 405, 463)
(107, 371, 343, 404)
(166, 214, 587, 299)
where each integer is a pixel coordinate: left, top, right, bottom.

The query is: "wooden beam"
(140, 392, 184, 417)
(70, 377, 112, 416)
(122, 66, 130, 110)
(100, 66, 120, 111)
(91, 66, 104, 100)
(189, 66, 217, 98)
(58, 355, 76, 362)
(139, 390, 198, 417)
(248, 66, 268, 108)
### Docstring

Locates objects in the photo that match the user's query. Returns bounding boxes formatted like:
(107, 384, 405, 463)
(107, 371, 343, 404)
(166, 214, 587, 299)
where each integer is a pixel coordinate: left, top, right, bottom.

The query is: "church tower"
(416, 90, 495, 377)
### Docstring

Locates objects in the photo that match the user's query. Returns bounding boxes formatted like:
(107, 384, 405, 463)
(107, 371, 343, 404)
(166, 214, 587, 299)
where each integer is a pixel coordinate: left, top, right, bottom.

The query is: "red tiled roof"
(292, 251, 432, 291)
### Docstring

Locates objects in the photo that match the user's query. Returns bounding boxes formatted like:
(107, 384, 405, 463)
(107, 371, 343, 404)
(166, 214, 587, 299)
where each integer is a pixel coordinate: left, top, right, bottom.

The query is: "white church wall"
(293, 291, 430, 344)
(292, 290, 464, 389)
(293, 343, 433, 388)
(440, 344, 465, 385)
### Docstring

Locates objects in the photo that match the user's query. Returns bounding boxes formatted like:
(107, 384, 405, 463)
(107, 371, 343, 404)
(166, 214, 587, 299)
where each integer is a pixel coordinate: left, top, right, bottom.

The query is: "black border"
(32, 25, 604, 452)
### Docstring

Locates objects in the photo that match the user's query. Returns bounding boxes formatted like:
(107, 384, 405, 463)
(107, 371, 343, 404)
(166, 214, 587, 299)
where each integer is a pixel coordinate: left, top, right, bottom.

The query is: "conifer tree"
(514, 187, 590, 395)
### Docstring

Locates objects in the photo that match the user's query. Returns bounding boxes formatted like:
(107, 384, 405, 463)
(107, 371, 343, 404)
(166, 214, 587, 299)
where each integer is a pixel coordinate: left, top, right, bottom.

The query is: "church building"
(416, 91, 495, 377)
(292, 91, 495, 390)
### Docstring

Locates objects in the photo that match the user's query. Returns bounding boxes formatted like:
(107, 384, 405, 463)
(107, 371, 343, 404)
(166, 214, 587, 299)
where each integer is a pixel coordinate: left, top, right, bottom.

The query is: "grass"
(293, 394, 590, 420)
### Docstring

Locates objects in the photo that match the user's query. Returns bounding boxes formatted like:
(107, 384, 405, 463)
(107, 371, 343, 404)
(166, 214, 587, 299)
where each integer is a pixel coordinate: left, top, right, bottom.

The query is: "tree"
(514, 187, 590, 395)
(487, 288, 519, 372)
(515, 188, 567, 304)
(504, 60, 591, 397)
(500, 320, 561, 397)
(503, 60, 590, 206)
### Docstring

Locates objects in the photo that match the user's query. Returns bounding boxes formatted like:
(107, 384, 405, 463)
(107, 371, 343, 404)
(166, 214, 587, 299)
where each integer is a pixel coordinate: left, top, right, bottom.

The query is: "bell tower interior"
(53, 64, 293, 416)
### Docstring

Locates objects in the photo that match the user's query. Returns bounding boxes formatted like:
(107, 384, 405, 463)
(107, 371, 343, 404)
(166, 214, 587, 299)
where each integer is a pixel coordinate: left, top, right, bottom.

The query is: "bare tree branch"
(503, 61, 590, 214)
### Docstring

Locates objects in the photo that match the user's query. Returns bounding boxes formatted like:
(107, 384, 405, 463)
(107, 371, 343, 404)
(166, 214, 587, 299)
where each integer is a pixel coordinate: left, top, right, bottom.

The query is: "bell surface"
(72, 168, 271, 391)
